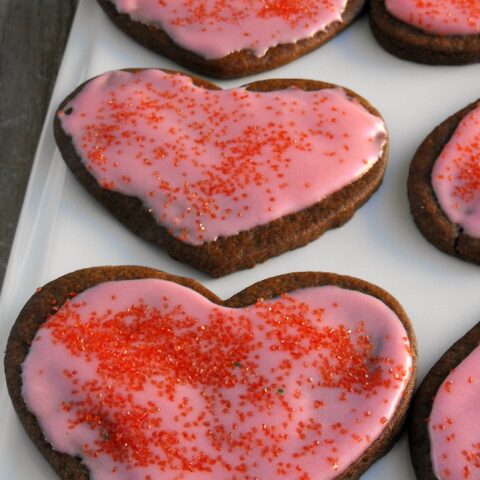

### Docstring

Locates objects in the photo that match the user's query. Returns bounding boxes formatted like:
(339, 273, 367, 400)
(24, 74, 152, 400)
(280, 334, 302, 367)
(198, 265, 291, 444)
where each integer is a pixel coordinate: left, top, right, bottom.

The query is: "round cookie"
(369, 0, 480, 65)
(409, 321, 480, 479)
(408, 99, 480, 264)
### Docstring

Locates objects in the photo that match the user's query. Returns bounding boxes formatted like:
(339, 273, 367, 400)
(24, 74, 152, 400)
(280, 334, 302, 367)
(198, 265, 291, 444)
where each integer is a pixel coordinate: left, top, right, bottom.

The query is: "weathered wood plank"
(0, 0, 78, 287)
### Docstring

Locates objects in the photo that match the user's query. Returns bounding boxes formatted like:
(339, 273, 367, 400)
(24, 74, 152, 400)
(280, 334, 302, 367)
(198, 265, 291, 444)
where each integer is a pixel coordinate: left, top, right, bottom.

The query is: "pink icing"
(110, 0, 348, 59)
(58, 69, 386, 245)
(22, 279, 412, 480)
(385, 0, 480, 36)
(429, 343, 480, 479)
(432, 104, 480, 238)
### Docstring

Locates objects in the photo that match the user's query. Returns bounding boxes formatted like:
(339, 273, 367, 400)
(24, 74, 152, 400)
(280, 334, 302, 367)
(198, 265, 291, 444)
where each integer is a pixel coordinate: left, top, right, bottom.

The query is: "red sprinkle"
(40, 293, 407, 476)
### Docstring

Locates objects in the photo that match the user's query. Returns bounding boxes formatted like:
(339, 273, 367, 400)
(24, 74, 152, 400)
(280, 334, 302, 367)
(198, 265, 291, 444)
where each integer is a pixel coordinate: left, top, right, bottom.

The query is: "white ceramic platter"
(0, 0, 479, 478)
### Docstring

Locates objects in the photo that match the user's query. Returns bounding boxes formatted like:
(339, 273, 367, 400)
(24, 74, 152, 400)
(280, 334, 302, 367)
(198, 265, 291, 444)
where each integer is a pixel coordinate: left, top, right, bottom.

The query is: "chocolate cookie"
(370, 0, 480, 65)
(408, 99, 480, 264)
(409, 321, 480, 479)
(96, 0, 366, 78)
(5, 266, 417, 480)
(54, 69, 389, 277)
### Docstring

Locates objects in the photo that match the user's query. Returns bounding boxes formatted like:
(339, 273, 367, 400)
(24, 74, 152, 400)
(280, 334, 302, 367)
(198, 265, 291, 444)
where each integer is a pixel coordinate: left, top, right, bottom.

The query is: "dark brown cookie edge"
(96, 0, 366, 79)
(369, 0, 480, 65)
(408, 321, 480, 479)
(54, 69, 389, 277)
(407, 99, 480, 265)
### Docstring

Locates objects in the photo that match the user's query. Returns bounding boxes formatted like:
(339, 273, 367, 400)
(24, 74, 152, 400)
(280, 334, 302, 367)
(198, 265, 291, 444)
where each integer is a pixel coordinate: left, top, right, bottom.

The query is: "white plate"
(1, 0, 479, 478)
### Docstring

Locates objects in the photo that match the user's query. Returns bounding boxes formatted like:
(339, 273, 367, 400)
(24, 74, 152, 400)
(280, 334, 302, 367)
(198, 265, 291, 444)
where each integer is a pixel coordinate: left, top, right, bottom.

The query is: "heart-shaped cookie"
(54, 69, 388, 277)
(409, 321, 480, 479)
(96, 0, 366, 78)
(370, 0, 480, 65)
(5, 266, 416, 480)
(408, 99, 480, 265)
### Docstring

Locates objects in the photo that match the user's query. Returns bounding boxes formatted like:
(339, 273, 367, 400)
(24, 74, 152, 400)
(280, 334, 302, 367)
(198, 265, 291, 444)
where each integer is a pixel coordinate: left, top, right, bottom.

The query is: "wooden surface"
(0, 0, 78, 289)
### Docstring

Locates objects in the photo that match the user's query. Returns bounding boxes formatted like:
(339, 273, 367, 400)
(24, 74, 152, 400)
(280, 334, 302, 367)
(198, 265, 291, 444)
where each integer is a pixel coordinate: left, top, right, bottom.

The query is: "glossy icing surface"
(22, 279, 413, 480)
(110, 0, 348, 59)
(432, 104, 480, 238)
(429, 343, 480, 479)
(58, 69, 386, 245)
(385, 0, 480, 36)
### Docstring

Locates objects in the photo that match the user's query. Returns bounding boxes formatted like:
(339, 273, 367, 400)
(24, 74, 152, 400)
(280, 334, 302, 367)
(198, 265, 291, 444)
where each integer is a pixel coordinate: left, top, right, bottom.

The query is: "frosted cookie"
(408, 99, 480, 264)
(370, 0, 480, 64)
(97, 0, 366, 78)
(5, 266, 417, 480)
(409, 321, 480, 479)
(54, 69, 388, 277)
